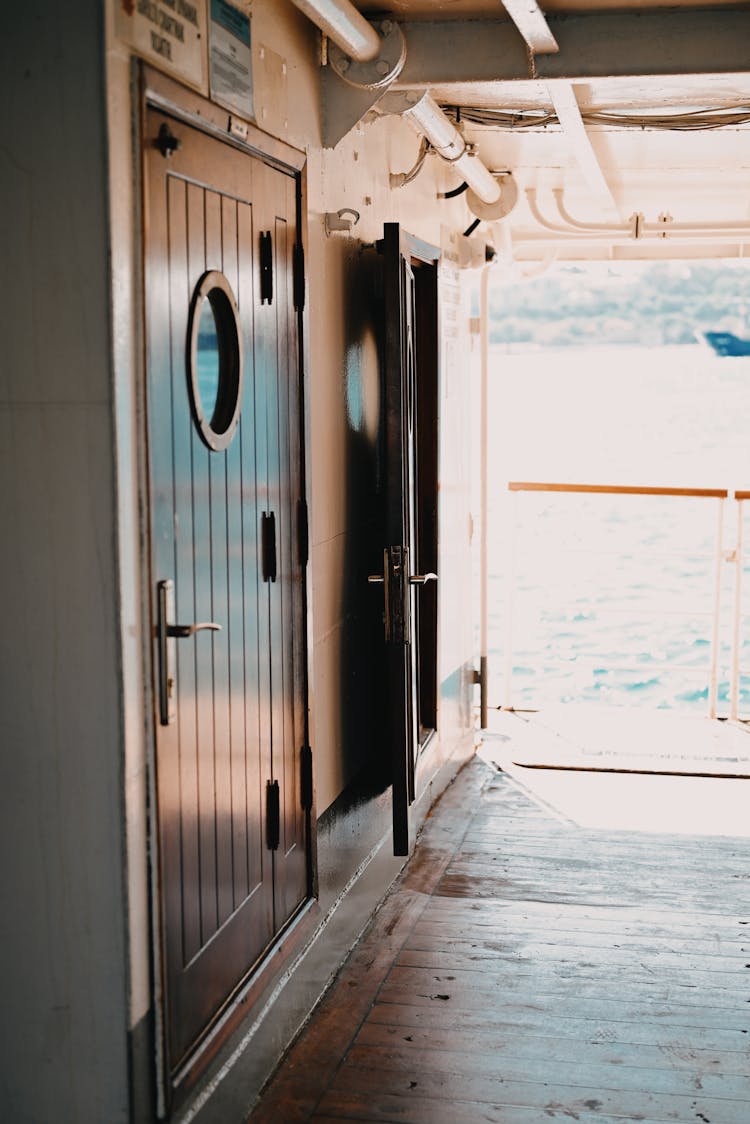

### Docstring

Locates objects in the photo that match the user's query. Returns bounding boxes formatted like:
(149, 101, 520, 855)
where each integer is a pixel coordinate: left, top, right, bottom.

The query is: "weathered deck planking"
(248, 757, 750, 1122)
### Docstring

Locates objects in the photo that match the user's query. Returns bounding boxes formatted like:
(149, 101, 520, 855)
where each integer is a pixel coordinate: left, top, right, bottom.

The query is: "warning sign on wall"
(116, 0, 208, 92)
(209, 0, 253, 119)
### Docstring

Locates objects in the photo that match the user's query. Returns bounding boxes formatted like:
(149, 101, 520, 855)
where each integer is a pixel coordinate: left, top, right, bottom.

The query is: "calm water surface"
(486, 344, 750, 714)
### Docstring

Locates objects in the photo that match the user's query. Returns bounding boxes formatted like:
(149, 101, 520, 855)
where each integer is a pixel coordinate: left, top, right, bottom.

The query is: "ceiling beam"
(494, 5, 615, 206)
(393, 10, 750, 87)
(546, 81, 616, 208)
(500, 0, 558, 56)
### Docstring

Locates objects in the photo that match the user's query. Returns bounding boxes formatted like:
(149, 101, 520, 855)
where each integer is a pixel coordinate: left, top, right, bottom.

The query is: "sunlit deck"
(244, 722, 750, 1124)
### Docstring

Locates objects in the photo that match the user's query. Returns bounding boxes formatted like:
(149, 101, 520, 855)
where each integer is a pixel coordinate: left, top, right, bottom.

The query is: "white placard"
(209, 0, 253, 118)
(115, 0, 208, 91)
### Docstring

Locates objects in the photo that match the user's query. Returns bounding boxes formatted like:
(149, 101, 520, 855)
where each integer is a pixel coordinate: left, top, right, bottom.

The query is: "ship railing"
(499, 482, 750, 719)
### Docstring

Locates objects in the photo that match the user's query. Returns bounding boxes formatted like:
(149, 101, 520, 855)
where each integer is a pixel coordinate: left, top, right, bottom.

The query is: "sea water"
(485, 344, 750, 715)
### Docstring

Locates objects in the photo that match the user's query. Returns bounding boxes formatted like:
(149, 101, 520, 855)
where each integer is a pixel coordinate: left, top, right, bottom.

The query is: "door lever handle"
(157, 579, 222, 726)
(367, 574, 384, 584)
(409, 573, 438, 585)
(167, 621, 222, 638)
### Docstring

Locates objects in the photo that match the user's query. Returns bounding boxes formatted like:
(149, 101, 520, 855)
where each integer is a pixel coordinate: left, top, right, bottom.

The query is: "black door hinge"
(266, 780, 280, 851)
(300, 745, 313, 812)
(297, 498, 309, 567)
(293, 242, 305, 311)
(260, 231, 273, 305)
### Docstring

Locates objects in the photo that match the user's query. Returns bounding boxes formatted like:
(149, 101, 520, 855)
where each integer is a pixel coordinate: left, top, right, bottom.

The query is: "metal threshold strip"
(513, 762, 750, 780)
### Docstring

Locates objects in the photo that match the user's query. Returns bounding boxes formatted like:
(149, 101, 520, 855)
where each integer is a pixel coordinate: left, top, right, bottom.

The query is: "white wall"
(0, 3, 130, 1120)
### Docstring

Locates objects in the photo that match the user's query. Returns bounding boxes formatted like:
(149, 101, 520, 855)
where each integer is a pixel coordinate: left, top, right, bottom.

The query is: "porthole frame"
(186, 270, 243, 452)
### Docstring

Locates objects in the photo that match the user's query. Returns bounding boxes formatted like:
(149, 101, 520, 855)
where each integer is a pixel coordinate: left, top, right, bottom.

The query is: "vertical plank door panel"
(167, 173, 202, 969)
(266, 208, 290, 889)
(205, 185, 234, 930)
(186, 179, 219, 947)
(237, 196, 271, 913)
(273, 188, 307, 923)
(147, 162, 184, 1008)
(253, 177, 274, 927)
(221, 193, 251, 911)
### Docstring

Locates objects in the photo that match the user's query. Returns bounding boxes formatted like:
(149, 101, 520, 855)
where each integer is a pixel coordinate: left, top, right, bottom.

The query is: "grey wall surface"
(0, 4, 130, 1121)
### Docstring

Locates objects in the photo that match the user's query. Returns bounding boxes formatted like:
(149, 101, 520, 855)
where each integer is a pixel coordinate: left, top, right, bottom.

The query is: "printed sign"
(440, 260, 462, 400)
(116, 0, 208, 91)
(209, 0, 253, 119)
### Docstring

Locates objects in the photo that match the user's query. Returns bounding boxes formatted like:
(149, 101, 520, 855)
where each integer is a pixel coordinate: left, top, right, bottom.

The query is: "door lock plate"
(157, 579, 177, 725)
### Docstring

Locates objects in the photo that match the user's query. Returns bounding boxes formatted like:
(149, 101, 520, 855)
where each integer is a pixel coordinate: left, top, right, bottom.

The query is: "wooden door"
(144, 108, 308, 1078)
(378, 225, 440, 856)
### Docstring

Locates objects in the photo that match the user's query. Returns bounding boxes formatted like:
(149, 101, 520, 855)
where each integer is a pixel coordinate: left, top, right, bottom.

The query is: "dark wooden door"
(144, 108, 308, 1077)
(379, 225, 440, 856)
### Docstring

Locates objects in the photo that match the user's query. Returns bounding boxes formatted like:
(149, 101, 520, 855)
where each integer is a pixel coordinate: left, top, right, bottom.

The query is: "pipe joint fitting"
(329, 20, 406, 90)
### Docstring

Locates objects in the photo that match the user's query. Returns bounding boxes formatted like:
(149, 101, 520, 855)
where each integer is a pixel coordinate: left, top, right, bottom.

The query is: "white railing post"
(730, 495, 743, 720)
(504, 489, 518, 709)
(479, 265, 491, 727)
(708, 495, 725, 719)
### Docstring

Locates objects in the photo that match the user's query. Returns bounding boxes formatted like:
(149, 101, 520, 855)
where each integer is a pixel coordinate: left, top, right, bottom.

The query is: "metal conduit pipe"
(552, 189, 626, 233)
(514, 233, 750, 250)
(529, 190, 750, 243)
(552, 189, 750, 240)
(641, 221, 750, 236)
(525, 189, 622, 238)
(384, 92, 502, 207)
(290, 0, 382, 61)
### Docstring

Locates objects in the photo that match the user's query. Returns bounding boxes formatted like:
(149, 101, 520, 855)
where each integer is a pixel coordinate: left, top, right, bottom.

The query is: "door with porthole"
(143, 106, 309, 1082)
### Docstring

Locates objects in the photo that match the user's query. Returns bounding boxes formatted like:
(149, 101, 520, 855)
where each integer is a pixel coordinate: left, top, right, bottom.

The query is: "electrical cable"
(440, 182, 469, 199)
(442, 104, 750, 133)
(390, 137, 432, 188)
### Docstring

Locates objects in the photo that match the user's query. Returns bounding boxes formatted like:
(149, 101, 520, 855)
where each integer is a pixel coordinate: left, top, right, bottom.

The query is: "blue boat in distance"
(702, 330, 750, 357)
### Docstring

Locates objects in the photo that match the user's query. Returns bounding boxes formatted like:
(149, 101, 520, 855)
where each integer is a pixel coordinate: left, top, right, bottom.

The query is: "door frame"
(138, 66, 318, 1111)
(381, 225, 441, 856)
(412, 253, 440, 758)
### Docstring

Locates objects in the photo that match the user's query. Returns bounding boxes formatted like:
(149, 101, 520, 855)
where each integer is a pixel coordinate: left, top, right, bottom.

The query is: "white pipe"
(553, 190, 628, 234)
(644, 222, 750, 236)
(527, 192, 750, 248)
(512, 231, 750, 251)
(401, 93, 502, 206)
(526, 189, 619, 238)
(290, 0, 382, 62)
(296, 2, 502, 209)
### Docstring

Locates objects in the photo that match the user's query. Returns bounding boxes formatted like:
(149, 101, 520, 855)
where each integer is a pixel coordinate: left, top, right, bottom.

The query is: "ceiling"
(361, 0, 748, 14)
(350, 1, 750, 259)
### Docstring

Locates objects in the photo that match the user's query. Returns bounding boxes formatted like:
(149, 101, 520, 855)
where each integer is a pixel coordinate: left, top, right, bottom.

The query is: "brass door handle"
(409, 573, 438, 585)
(167, 621, 222, 638)
(368, 574, 384, 584)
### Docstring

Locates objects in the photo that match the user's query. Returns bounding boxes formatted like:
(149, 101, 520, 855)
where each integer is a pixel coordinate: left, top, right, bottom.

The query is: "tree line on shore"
(488, 261, 750, 348)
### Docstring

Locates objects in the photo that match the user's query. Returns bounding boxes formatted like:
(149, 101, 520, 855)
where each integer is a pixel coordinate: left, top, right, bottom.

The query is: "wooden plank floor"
(248, 755, 750, 1123)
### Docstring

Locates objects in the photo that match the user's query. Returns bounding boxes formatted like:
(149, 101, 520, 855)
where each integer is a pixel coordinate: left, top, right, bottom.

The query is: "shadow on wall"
(338, 244, 390, 800)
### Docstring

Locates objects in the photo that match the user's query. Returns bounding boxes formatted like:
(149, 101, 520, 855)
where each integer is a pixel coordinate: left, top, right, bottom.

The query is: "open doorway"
(475, 259, 750, 836)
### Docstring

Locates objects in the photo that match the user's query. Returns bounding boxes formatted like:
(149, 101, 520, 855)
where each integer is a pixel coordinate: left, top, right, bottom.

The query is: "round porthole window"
(187, 271, 243, 451)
